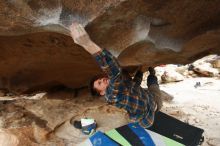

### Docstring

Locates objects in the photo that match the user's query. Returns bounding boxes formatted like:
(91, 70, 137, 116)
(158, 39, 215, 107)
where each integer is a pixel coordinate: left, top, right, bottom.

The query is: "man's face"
(93, 77, 109, 96)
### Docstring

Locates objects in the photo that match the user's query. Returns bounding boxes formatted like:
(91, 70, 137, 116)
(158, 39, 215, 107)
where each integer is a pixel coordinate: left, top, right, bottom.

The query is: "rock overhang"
(0, 0, 220, 93)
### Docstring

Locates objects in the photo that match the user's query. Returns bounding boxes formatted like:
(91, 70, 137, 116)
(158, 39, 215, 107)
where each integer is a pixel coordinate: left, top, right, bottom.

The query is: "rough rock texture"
(0, 91, 129, 145)
(0, 0, 220, 93)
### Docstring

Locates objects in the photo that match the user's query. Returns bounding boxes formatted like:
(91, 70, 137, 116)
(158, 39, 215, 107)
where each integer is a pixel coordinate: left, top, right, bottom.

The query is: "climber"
(69, 22, 163, 128)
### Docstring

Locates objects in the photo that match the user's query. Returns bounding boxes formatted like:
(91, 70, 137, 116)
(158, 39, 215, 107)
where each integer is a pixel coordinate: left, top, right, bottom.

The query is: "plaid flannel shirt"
(93, 49, 156, 128)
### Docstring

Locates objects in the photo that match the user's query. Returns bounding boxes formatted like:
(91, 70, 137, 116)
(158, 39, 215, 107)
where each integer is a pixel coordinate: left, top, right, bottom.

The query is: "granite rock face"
(0, 0, 220, 93)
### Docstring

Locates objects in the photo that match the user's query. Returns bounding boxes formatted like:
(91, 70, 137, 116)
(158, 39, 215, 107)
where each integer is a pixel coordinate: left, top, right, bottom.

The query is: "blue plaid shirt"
(93, 49, 156, 128)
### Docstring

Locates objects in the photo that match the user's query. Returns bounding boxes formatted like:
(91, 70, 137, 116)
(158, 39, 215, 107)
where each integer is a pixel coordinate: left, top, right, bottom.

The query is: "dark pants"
(147, 75, 163, 112)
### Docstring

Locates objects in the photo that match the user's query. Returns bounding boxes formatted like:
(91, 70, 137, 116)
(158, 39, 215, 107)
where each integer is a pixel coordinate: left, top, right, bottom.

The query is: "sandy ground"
(159, 77, 220, 146)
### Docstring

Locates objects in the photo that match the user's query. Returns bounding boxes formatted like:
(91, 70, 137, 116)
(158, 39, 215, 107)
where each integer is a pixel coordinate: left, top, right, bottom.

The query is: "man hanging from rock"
(69, 22, 163, 128)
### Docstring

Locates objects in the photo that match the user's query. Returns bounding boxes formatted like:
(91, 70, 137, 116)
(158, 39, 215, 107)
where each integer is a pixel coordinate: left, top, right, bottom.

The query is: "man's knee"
(149, 84, 163, 112)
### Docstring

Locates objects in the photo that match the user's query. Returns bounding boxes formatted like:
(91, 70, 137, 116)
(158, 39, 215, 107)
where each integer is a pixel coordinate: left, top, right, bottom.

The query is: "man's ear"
(100, 90, 105, 96)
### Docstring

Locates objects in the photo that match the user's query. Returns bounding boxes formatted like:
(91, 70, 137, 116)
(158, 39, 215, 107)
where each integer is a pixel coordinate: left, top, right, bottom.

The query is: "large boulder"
(161, 70, 185, 83)
(192, 55, 220, 77)
(0, 0, 220, 93)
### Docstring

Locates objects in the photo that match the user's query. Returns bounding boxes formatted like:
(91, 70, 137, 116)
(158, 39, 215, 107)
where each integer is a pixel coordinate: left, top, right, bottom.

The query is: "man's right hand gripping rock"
(69, 23, 92, 47)
(69, 22, 102, 55)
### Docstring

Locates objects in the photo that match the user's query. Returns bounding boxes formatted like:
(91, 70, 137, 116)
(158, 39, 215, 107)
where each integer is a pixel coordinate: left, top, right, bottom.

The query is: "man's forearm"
(82, 41, 102, 55)
(69, 23, 103, 55)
